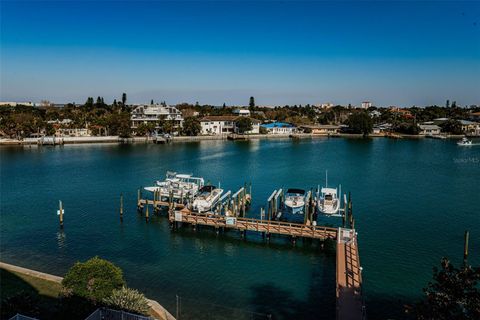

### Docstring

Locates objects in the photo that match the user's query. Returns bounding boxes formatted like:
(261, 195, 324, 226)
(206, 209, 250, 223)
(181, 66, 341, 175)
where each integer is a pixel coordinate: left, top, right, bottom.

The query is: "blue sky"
(1, 1, 479, 106)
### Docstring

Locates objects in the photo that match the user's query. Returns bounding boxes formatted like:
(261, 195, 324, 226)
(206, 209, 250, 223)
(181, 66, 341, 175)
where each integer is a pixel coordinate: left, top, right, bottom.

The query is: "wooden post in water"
(120, 193, 124, 222)
(145, 200, 149, 222)
(58, 200, 64, 228)
(242, 186, 246, 217)
(464, 230, 469, 266)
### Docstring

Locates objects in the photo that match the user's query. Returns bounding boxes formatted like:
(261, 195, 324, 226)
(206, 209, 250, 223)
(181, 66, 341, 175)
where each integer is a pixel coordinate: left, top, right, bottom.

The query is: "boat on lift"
(192, 185, 224, 213)
(144, 171, 204, 200)
(317, 171, 341, 216)
(457, 137, 473, 146)
(282, 188, 306, 222)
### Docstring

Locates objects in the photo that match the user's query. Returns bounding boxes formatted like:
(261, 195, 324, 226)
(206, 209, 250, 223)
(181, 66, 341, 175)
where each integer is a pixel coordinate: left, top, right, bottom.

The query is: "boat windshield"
(286, 188, 305, 196)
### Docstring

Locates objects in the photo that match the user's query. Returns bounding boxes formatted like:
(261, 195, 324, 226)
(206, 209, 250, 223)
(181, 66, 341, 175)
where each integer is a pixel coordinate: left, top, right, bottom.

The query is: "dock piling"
(58, 200, 64, 228)
(464, 230, 469, 266)
(120, 193, 124, 222)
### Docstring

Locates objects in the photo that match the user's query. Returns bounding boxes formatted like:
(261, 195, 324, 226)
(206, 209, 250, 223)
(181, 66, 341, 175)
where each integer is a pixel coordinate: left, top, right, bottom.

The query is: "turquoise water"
(1, 138, 479, 319)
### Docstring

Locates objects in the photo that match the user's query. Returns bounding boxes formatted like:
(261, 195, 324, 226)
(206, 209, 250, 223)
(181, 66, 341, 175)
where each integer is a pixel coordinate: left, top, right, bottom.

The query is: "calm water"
(1, 138, 479, 319)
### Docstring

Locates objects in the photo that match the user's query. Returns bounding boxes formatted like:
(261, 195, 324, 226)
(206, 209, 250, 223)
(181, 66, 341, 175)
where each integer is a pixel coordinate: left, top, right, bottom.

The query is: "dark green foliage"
(416, 258, 480, 320)
(1, 291, 41, 319)
(236, 117, 253, 134)
(249, 96, 255, 108)
(182, 116, 201, 136)
(136, 122, 157, 136)
(440, 120, 463, 135)
(259, 126, 268, 134)
(346, 111, 373, 136)
(395, 123, 420, 135)
(122, 93, 127, 106)
(62, 257, 126, 303)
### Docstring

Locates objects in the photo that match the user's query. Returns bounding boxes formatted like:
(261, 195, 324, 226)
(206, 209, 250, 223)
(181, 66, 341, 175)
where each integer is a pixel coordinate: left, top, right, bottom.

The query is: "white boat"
(283, 188, 306, 220)
(192, 185, 224, 213)
(145, 171, 204, 200)
(457, 137, 472, 146)
(317, 172, 341, 215)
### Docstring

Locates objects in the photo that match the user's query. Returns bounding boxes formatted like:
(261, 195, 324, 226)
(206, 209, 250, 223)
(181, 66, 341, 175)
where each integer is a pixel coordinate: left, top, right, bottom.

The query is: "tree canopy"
(182, 116, 202, 136)
(62, 257, 126, 302)
(416, 258, 480, 320)
(346, 111, 373, 136)
(236, 117, 253, 134)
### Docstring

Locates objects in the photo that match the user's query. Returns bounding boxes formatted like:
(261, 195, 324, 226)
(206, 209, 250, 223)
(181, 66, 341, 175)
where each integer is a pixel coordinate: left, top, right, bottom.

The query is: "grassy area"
(0, 268, 62, 298)
(1, 267, 62, 319)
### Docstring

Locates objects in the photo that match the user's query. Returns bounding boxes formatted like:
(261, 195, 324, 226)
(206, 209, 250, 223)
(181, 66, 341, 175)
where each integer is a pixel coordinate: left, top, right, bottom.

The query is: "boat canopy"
(176, 174, 192, 179)
(321, 187, 337, 195)
(286, 188, 305, 195)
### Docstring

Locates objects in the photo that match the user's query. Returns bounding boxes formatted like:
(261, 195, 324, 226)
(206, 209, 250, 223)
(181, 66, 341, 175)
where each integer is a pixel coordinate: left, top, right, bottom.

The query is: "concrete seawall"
(0, 261, 176, 320)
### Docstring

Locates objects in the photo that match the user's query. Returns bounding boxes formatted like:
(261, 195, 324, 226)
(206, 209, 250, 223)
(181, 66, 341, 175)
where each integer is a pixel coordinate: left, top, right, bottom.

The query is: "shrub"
(103, 287, 150, 315)
(62, 257, 125, 302)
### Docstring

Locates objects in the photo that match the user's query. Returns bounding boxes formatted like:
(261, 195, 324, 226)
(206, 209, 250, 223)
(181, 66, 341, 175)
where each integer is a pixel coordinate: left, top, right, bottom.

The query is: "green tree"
(346, 112, 373, 136)
(62, 257, 125, 302)
(235, 117, 253, 134)
(136, 122, 156, 136)
(150, 99, 154, 105)
(122, 93, 127, 106)
(103, 287, 149, 315)
(416, 258, 480, 320)
(182, 116, 201, 136)
(249, 96, 255, 108)
(440, 120, 462, 135)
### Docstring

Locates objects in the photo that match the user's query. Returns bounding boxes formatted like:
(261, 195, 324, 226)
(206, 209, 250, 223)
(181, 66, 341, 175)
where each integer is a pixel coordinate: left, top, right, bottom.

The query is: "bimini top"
(321, 187, 337, 195)
(260, 122, 295, 129)
(286, 188, 305, 195)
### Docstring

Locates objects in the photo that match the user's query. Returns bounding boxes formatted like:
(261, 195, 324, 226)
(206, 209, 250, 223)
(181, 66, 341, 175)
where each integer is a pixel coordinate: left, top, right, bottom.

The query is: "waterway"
(1, 138, 479, 319)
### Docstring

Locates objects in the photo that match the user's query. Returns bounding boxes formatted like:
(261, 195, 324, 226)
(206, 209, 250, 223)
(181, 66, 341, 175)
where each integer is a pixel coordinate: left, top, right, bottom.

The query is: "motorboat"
(457, 137, 472, 146)
(317, 171, 341, 216)
(192, 185, 224, 213)
(145, 171, 204, 200)
(284, 189, 305, 220)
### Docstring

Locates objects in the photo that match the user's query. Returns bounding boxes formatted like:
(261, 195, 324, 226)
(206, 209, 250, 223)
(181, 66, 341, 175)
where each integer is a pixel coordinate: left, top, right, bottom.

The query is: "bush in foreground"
(62, 256, 125, 302)
(103, 286, 150, 315)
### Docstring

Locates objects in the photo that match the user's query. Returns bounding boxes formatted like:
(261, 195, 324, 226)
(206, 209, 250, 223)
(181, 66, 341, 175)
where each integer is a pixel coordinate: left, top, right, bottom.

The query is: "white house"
(200, 116, 260, 135)
(131, 103, 183, 131)
(233, 109, 251, 117)
(419, 124, 441, 135)
(361, 101, 372, 109)
(460, 120, 480, 136)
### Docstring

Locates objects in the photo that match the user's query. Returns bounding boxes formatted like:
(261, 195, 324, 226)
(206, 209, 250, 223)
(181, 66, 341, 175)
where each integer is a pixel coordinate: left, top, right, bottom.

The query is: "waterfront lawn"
(0, 267, 62, 318)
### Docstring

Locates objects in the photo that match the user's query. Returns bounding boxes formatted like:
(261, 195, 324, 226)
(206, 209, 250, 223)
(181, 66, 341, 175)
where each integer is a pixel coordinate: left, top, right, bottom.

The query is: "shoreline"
(0, 133, 468, 146)
(0, 261, 176, 320)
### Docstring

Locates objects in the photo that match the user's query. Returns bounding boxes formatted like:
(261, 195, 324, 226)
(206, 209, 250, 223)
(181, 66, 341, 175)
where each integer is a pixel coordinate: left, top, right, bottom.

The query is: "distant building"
(56, 128, 91, 137)
(369, 110, 381, 117)
(361, 101, 372, 109)
(470, 112, 480, 121)
(419, 124, 441, 135)
(233, 109, 251, 117)
(300, 125, 340, 135)
(459, 120, 480, 136)
(199, 116, 260, 135)
(47, 119, 73, 125)
(0, 101, 35, 107)
(260, 122, 296, 134)
(131, 103, 184, 131)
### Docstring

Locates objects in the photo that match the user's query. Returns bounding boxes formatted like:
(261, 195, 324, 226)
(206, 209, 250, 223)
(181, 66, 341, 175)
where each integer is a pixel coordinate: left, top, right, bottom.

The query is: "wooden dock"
(169, 209, 337, 240)
(336, 228, 365, 320)
(136, 187, 365, 320)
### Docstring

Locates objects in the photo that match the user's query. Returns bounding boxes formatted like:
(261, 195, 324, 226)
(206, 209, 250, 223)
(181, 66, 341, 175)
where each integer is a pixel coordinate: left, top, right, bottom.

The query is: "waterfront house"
(260, 122, 297, 134)
(56, 128, 92, 137)
(419, 124, 441, 135)
(200, 115, 238, 135)
(200, 116, 260, 135)
(300, 124, 340, 135)
(459, 120, 480, 136)
(233, 109, 251, 117)
(131, 103, 184, 132)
